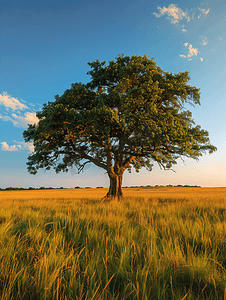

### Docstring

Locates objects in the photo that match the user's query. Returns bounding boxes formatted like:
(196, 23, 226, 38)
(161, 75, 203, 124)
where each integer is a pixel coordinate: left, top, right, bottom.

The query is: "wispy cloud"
(0, 92, 28, 111)
(16, 141, 34, 152)
(180, 43, 199, 60)
(187, 44, 198, 58)
(198, 7, 210, 17)
(179, 37, 210, 61)
(1, 142, 19, 151)
(153, 4, 210, 34)
(153, 4, 190, 24)
(0, 92, 39, 128)
(11, 112, 38, 128)
(0, 114, 14, 124)
(1, 141, 34, 152)
(0, 111, 38, 128)
(202, 37, 208, 46)
(0, 92, 38, 154)
(153, 4, 210, 24)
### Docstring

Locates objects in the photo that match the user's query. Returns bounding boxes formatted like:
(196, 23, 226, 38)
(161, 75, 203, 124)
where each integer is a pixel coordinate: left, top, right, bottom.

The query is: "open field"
(0, 187, 226, 299)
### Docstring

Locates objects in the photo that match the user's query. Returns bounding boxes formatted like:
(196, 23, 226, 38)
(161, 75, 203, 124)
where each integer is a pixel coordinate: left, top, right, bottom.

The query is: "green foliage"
(23, 54, 216, 184)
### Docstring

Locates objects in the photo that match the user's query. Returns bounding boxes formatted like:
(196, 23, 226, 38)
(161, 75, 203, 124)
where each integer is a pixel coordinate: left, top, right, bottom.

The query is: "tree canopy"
(23, 54, 216, 199)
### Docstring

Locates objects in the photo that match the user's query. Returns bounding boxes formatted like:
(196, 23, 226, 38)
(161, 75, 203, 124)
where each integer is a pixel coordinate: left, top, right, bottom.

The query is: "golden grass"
(1, 186, 226, 201)
(0, 188, 107, 200)
(1, 187, 226, 299)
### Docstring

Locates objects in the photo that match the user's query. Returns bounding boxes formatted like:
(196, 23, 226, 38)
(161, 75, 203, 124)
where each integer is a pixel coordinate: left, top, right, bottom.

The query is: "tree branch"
(122, 155, 136, 169)
(69, 136, 108, 170)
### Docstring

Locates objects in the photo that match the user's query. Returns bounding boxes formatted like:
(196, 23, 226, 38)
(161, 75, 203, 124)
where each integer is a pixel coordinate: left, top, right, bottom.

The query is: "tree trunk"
(101, 172, 123, 202)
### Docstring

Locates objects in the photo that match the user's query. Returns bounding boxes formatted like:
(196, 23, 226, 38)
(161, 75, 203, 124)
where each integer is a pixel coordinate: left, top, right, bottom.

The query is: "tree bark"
(101, 172, 123, 202)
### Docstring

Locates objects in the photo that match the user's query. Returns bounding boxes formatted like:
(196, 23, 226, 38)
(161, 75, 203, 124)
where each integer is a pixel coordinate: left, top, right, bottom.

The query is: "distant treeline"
(0, 184, 201, 191)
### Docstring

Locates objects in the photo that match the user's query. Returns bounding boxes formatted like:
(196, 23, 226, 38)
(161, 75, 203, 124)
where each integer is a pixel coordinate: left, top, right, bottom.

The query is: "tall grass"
(0, 187, 226, 299)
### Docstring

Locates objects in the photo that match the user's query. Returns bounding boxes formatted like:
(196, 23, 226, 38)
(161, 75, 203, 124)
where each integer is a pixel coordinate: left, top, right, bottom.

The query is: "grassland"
(0, 187, 226, 300)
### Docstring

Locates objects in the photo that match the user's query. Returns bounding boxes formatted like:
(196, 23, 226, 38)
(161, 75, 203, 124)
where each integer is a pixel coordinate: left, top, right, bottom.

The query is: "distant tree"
(23, 54, 216, 200)
(5, 187, 17, 190)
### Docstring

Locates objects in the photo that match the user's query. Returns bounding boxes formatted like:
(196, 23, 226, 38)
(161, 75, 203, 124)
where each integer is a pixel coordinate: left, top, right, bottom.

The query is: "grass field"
(0, 187, 226, 300)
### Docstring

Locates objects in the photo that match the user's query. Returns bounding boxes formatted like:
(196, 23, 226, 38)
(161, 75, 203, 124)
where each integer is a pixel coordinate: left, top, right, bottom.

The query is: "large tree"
(23, 54, 216, 199)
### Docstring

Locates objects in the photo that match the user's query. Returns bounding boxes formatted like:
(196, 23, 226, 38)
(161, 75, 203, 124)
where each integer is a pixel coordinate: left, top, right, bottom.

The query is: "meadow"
(0, 187, 226, 300)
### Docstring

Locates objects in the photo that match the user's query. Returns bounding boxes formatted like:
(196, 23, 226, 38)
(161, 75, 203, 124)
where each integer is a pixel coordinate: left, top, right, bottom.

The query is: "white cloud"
(187, 44, 198, 58)
(0, 114, 14, 123)
(202, 37, 208, 46)
(0, 111, 39, 128)
(1, 141, 34, 152)
(198, 7, 210, 16)
(1, 142, 19, 151)
(180, 43, 199, 60)
(26, 143, 34, 152)
(11, 112, 39, 128)
(154, 5, 210, 27)
(197, 8, 210, 19)
(153, 4, 190, 24)
(0, 91, 37, 153)
(219, 37, 223, 41)
(0, 91, 40, 128)
(153, 4, 210, 63)
(0, 92, 27, 111)
(15, 141, 34, 152)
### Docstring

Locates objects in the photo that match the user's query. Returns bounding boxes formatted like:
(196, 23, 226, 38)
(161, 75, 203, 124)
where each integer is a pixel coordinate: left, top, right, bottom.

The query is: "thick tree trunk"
(101, 172, 123, 202)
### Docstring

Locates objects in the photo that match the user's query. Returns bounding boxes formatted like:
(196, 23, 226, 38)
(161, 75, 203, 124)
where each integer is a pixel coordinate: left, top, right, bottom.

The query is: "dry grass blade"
(0, 187, 226, 299)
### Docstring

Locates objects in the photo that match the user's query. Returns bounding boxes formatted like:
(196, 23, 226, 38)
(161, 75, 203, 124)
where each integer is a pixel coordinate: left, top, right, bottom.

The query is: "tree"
(23, 54, 216, 200)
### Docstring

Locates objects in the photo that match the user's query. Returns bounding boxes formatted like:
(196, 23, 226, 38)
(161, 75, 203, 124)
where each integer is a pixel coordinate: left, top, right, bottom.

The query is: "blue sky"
(1, 0, 225, 188)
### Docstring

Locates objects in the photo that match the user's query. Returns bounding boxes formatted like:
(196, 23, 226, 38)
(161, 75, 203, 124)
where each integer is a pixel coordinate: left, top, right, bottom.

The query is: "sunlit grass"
(0, 187, 226, 299)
